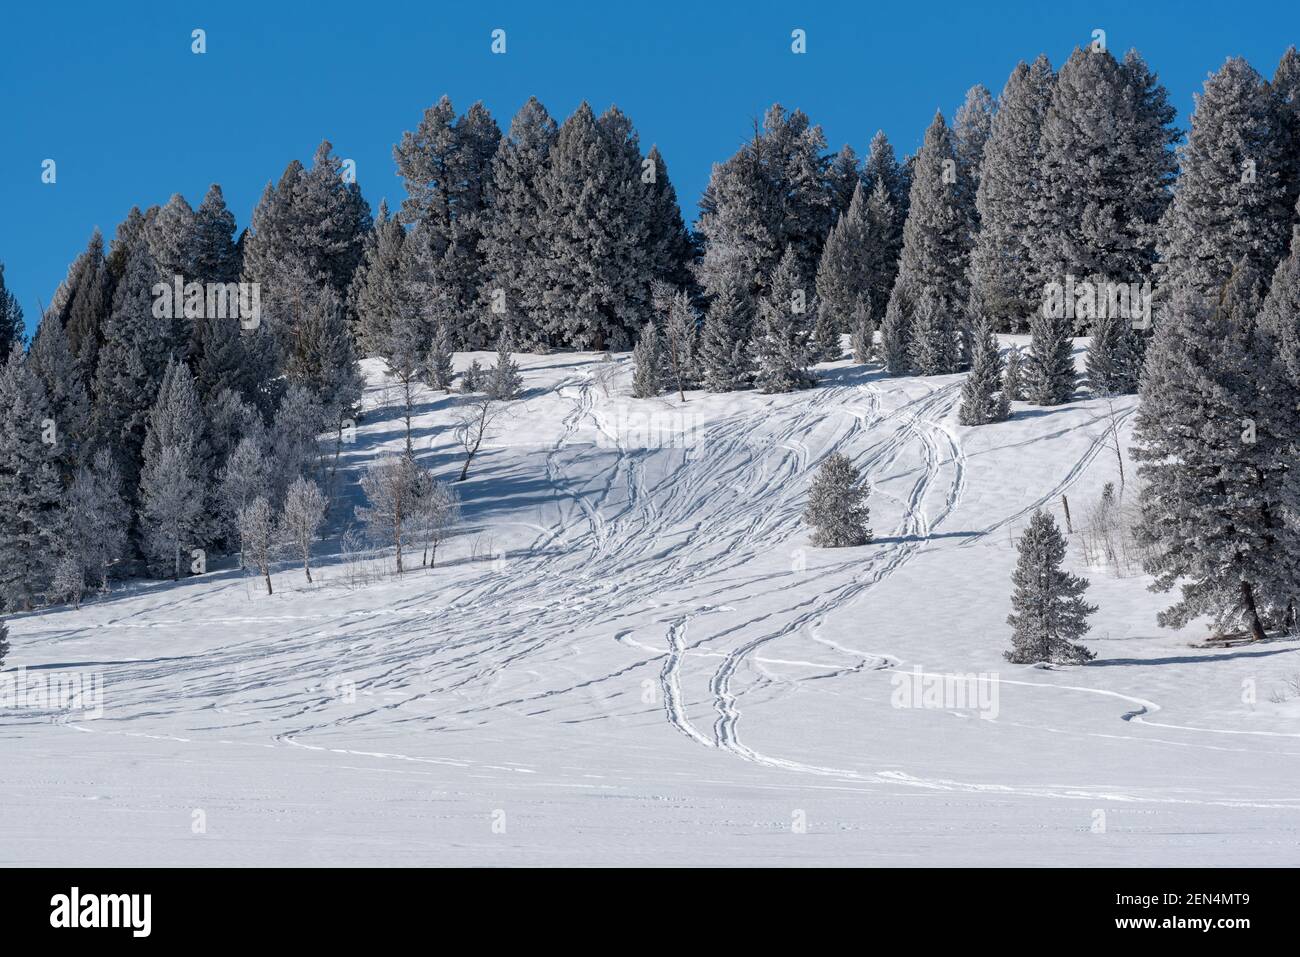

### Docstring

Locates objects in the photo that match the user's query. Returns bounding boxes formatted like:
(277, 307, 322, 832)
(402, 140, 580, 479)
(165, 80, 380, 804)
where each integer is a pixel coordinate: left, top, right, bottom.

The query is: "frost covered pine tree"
(0, 262, 25, 363)
(425, 321, 456, 393)
(849, 300, 874, 364)
(279, 476, 327, 583)
(879, 277, 912, 375)
(802, 452, 872, 547)
(1133, 268, 1297, 642)
(1003, 343, 1026, 401)
(814, 182, 874, 361)
(969, 55, 1056, 331)
(138, 359, 209, 580)
(1025, 306, 1076, 405)
(952, 84, 995, 236)
(697, 270, 753, 392)
(1158, 57, 1296, 300)
(662, 287, 698, 401)
(1086, 310, 1146, 396)
(908, 287, 960, 376)
(751, 246, 815, 393)
(631, 320, 664, 398)
(959, 316, 1010, 425)
(0, 351, 63, 610)
(486, 328, 523, 401)
(886, 112, 972, 370)
(1005, 509, 1096, 664)
(28, 308, 90, 476)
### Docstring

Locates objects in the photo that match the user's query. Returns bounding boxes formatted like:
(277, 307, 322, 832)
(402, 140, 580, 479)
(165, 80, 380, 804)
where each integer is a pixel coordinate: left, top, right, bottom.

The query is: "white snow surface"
(4, 341, 1300, 866)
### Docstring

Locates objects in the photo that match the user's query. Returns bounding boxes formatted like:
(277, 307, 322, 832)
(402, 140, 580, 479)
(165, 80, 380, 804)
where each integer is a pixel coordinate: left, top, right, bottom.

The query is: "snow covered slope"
(4, 344, 1299, 866)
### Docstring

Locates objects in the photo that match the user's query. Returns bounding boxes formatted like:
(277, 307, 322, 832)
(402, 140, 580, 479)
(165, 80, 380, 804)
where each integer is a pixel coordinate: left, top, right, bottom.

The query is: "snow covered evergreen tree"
(0, 262, 25, 363)
(969, 56, 1056, 331)
(814, 182, 874, 355)
(1157, 57, 1296, 300)
(138, 359, 209, 579)
(662, 287, 698, 401)
(1003, 343, 1026, 401)
(751, 247, 815, 393)
(1024, 308, 1076, 405)
(908, 287, 960, 376)
(54, 448, 128, 597)
(631, 320, 664, 398)
(0, 352, 62, 610)
(480, 98, 559, 350)
(887, 112, 972, 364)
(487, 328, 523, 400)
(802, 452, 872, 547)
(1086, 311, 1145, 396)
(425, 322, 456, 393)
(28, 309, 90, 476)
(952, 84, 995, 235)
(697, 270, 753, 392)
(1133, 269, 1298, 641)
(1032, 47, 1176, 308)
(879, 277, 913, 376)
(1005, 509, 1096, 664)
(826, 144, 861, 221)
(269, 384, 326, 505)
(959, 317, 1010, 425)
(55, 230, 113, 380)
(861, 129, 910, 298)
(849, 301, 874, 364)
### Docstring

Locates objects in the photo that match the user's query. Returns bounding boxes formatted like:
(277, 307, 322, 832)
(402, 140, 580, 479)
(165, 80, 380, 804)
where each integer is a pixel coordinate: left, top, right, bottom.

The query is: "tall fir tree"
(697, 269, 754, 392)
(1005, 509, 1096, 664)
(814, 182, 875, 349)
(1024, 306, 1077, 405)
(969, 56, 1056, 331)
(0, 262, 26, 363)
(751, 246, 815, 393)
(959, 316, 1010, 425)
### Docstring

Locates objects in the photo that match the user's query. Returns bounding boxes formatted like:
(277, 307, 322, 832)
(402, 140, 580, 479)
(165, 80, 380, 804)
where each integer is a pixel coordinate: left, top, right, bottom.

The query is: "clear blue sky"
(2, 0, 1298, 336)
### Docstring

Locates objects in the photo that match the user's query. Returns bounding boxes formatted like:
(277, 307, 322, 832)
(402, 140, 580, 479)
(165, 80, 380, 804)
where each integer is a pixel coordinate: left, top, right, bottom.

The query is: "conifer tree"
(959, 317, 1010, 425)
(908, 287, 960, 376)
(1158, 57, 1296, 300)
(54, 448, 128, 596)
(1133, 271, 1297, 641)
(0, 262, 25, 364)
(0, 618, 9, 667)
(969, 56, 1056, 331)
(662, 287, 698, 401)
(1086, 312, 1145, 396)
(814, 182, 874, 357)
(28, 309, 90, 476)
(849, 301, 874, 364)
(697, 271, 753, 392)
(879, 277, 913, 375)
(0, 352, 62, 610)
(952, 84, 995, 233)
(826, 144, 861, 221)
(1025, 308, 1076, 405)
(56, 230, 114, 380)
(481, 98, 560, 349)
(803, 452, 872, 547)
(751, 247, 815, 393)
(1005, 509, 1096, 664)
(424, 322, 456, 393)
(1003, 343, 1026, 401)
(631, 320, 664, 398)
(487, 328, 523, 400)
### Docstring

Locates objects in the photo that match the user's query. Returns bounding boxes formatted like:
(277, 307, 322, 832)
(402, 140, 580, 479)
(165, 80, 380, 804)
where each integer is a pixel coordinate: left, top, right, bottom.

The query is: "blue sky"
(2, 0, 1298, 335)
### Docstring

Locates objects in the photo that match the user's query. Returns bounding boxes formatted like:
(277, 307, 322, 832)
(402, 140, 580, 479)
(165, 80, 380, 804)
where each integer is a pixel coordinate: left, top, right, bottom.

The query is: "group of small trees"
(355, 454, 460, 576)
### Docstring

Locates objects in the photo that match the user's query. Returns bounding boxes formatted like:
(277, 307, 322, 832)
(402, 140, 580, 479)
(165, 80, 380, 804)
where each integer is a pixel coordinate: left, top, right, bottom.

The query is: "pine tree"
(697, 271, 753, 392)
(480, 98, 559, 350)
(424, 321, 456, 393)
(969, 56, 1056, 331)
(1003, 343, 1026, 401)
(0, 352, 63, 610)
(887, 112, 973, 364)
(1158, 57, 1296, 301)
(1005, 509, 1096, 664)
(631, 320, 664, 398)
(643, 145, 697, 295)
(1086, 311, 1145, 396)
(908, 287, 960, 376)
(862, 130, 910, 298)
(1025, 308, 1076, 405)
(56, 230, 113, 380)
(0, 262, 26, 363)
(880, 277, 913, 376)
(959, 317, 1010, 425)
(849, 300, 874, 364)
(826, 144, 861, 221)
(1032, 47, 1176, 307)
(1133, 271, 1297, 641)
(269, 384, 326, 505)
(54, 448, 128, 596)
(662, 287, 698, 401)
(814, 182, 874, 358)
(28, 309, 90, 476)
(279, 476, 327, 583)
(487, 328, 523, 400)
(138, 360, 208, 579)
(803, 452, 872, 547)
(751, 247, 815, 393)
(952, 83, 995, 234)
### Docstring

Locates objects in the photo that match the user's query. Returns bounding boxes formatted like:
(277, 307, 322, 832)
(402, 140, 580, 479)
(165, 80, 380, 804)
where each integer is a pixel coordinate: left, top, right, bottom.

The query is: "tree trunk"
(1240, 580, 1267, 642)
(264, 570, 273, 595)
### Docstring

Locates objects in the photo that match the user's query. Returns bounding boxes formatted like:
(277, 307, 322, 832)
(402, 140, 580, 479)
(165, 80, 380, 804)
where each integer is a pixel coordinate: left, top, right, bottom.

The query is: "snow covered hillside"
(4, 343, 1299, 867)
